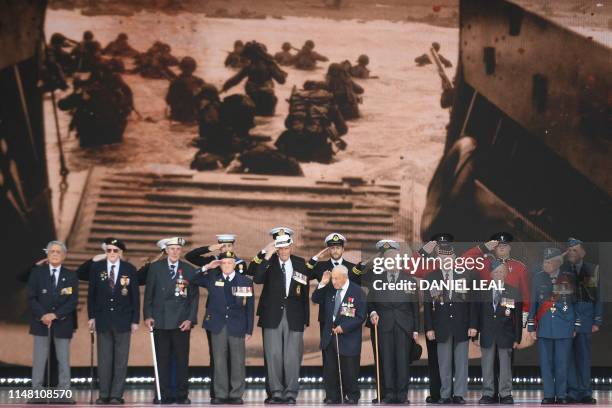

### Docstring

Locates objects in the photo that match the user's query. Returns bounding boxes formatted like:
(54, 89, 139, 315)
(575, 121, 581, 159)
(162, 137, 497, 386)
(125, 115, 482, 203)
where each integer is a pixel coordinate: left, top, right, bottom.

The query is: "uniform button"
(450, 315, 453, 318)
(226, 306, 229, 310)
(110, 308, 114, 311)
(281, 306, 284, 310)
(110, 299, 114, 302)
(449, 303, 453, 306)
(284, 296, 287, 299)
(225, 315, 228, 318)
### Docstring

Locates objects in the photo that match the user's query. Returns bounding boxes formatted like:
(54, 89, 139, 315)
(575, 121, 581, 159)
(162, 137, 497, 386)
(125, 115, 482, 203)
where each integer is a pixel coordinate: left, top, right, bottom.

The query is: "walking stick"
(374, 322, 381, 403)
(47, 325, 52, 404)
(89, 329, 95, 404)
(335, 331, 344, 404)
(149, 327, 162, 402)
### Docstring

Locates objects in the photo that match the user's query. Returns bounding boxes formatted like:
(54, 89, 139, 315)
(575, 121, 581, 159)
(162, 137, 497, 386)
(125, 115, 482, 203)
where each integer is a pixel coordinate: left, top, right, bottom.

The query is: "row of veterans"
(26, 231, 602, 405)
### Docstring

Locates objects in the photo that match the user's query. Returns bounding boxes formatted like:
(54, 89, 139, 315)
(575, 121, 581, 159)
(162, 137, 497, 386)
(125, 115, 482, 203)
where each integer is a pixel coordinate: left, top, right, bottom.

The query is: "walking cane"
(335, 331, 344, 404)
(149, 327, 162, 402)
(89, 329, 95, 404)
(47, 325, 52, 404)
(374, 322, 381, 403)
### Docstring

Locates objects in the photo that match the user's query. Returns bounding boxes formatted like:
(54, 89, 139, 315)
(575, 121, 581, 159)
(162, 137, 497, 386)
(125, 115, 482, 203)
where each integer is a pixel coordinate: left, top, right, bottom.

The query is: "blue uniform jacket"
(192, 269, 254, 337)
(562, 261, 603, 332)
(87, 260, 140, 332)
(312, 280, 366, 356)
(27, 265, 79, 338)
(528, 270, 579, 338)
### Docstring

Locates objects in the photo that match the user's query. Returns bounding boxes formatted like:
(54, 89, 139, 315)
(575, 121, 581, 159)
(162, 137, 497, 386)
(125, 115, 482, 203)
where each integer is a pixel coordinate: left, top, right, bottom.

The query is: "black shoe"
(499, 396, 514, 404)
(438, 398, 453, 404)
(211, 398, 226, 405)
(161, 398, 175, 405)
(453, 396, 466, 404)
(264, 397, 272, 404)
(396, 399, 409, 405)
(96, 398, 110, 405)
(372, 398, 381, 403)
(176, 398, 191, 405)
(345, 398, 359, 404)
(581, 397, 597, 404)
(153, 398, 161, 405)
(382, 397, 396, 404)
(268, 397, 285, 404)
(479, 396, 497, 404)
(285, 397, 297, 405)
(108, 398, 125, 404)
(565, 396, 577, 403)
(324, 398, 341, 404)
(541, 398, 555, 405)
(228, 398, 244, 405)
(556, 398, 569, 405)
(427, 396, 440, 404)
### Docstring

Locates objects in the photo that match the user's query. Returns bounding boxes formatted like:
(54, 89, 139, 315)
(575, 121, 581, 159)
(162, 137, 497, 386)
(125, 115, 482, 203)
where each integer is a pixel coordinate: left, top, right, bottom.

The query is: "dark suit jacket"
(192, 269, 254, 337)
(472, 284, 522, 349)
(366, 271, 420, 334)
(87, 260, 140, 332)
(27, 265, 79, 338)
(423, 269, 475, 343)
(311, 258, 360, 323)
(143, 259, 199, 329)
(253, 254, 312, 332)
(312, 281, 366, 356)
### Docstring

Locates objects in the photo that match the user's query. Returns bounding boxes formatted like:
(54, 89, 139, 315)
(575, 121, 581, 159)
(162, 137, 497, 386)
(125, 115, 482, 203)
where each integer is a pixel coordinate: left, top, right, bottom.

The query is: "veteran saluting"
(87, 238, 139, 404)
(192, 251, 254, 405)
(143, 237, 199, 405)
(254, 229, 312, 404)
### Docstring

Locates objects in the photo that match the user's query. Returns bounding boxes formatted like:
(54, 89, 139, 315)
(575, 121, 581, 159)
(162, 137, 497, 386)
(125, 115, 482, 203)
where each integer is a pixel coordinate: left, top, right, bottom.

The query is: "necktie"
(333, 261, 338, 267)
(109, 265, 116, 290)
(282, 263, 288, 294)
(333, 289, 343, 319)
(169, 264, 176, 280)
(224, 276, 233, 304)
(51, 269, 58, 287)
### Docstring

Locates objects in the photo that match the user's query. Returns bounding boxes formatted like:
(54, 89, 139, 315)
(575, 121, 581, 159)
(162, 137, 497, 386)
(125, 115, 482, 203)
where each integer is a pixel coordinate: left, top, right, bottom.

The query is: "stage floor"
(1, 388, 611, 406)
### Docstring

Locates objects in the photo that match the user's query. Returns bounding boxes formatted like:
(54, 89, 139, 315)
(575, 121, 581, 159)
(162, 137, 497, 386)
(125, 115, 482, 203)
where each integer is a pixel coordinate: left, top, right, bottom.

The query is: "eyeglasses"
(106, 248, 120, 253)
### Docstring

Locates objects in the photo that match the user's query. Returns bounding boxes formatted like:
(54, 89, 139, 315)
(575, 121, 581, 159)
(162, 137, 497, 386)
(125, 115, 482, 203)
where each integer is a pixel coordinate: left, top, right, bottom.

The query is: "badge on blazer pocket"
(232, 287, 253, 297)
(501, 298, 515, 309)
(60, 287, 73, 295)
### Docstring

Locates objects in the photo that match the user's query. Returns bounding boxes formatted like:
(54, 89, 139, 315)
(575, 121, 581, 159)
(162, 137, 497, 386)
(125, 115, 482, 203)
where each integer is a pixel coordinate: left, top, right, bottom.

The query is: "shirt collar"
(223, 272, 236, 282)
(168, 259, 179, 269)
(49, 264, 61, 273)
(279, 257, 292, 267)
(107, 260, 119, 269)
(331, 257, 344, 265)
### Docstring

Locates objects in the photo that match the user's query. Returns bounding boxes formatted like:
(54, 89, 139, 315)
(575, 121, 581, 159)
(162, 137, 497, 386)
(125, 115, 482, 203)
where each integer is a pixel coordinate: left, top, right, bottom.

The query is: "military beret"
(490, 232, 513, 244)
(543, 247, 563, 261)
(269, 226, 294, 239)
(376, 239, 400, 252)
(103, 237, 126, 251)
(219, 251, 236, 260)
(567, 237, 583, 248)
(216, 234, 236, 244)
(325, 233, 346, 247)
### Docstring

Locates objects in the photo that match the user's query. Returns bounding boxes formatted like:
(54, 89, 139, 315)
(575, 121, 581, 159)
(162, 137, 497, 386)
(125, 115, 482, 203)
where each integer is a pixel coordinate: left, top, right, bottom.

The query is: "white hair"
(45, 240, 67, 253)
(332, 264, 349, 276)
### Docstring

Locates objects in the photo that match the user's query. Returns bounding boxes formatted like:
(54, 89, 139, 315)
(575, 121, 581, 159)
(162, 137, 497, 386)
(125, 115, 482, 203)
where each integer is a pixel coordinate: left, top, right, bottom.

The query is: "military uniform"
(192, 252, 254, 404)
(27, 263, 79, 391)
(143, 241, 199, 404)
(87, 239, 139, 403)
(102, 33, 139, 58)
(564, 238, 602, 404)
(294, 41, 329, 70)
(528, 248, 579, 404)
(304, 64, 364, 120)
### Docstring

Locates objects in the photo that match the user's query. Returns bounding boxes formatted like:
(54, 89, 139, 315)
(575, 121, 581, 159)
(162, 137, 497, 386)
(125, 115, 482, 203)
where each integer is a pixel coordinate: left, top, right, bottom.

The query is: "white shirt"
(333, 279, 350, 322)
(223, 272, 236, 282)
(280, 258, 293, 296)
(107, 260, 119, 285)
(330, 257, 344, 267)
(49, 264, 61, 286)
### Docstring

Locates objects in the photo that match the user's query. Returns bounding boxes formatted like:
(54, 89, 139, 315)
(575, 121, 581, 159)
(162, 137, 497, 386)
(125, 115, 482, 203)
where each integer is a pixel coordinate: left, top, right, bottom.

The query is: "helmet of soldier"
(304, 40, 315, 49)
(179, 56, 197, 73)
(357, 54, 369, 65)
(234, 40, 244, 50)
(50, 33, 66, 46)
(282, 42, 291, 51)
(84, 30, 94, 41)
(118, 32, 128, 41)
(327, 63, 344, 78)
(432, 42, 441, 51)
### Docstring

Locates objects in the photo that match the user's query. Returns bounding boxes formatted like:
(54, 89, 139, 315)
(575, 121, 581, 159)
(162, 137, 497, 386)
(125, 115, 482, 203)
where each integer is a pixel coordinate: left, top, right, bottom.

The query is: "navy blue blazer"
(27, 265, 79, 338)
(312, 280, 366, 356)
(87, 260, 140, 333)
(192, 269, 254, 337)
